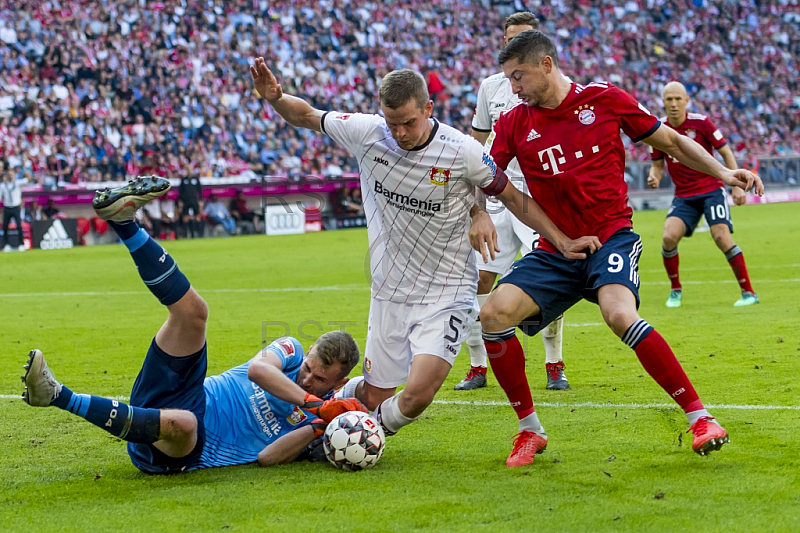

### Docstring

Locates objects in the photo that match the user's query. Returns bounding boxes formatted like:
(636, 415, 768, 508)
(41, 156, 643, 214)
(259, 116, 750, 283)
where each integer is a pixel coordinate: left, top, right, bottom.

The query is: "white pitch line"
(0, 284, 370, 298)
(640, 263, 800, 274)
(650, 278, 800, 285)
(1, 277, 798, 299)
(434, 400, 800, 410)
(2, 394, 798, 410)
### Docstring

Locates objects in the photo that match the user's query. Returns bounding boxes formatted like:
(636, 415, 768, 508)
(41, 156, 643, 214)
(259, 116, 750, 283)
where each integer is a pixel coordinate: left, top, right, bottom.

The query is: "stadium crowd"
(0, 0, 797, 186)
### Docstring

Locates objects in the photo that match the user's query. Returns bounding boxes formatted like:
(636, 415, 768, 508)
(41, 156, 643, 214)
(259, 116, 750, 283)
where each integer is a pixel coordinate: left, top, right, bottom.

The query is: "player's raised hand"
(558, 236, 602, 260)
(731, 186, 747, 206)
(469, 210, 499, 263)
(250, 57, 283, 103)
(722, 169, 764, 196)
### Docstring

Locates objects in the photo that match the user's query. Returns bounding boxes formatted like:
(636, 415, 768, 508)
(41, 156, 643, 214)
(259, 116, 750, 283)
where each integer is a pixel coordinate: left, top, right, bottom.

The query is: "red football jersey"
(490, 82, 659, 253)
(650, 112, 727, 198)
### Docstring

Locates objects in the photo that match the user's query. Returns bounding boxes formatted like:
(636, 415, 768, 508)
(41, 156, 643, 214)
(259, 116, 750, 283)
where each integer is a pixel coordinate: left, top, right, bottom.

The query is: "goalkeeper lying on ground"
(21, 176, 365, 473)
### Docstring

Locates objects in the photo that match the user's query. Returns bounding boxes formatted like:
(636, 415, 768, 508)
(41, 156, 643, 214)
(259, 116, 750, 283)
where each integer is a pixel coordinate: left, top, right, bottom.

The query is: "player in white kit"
(456, 12, 569, 392)
(250, 59, 596, 436)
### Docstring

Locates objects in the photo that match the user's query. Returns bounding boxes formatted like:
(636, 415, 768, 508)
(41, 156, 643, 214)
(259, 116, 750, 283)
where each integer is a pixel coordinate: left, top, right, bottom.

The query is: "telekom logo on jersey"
(537, 143, 601, 175)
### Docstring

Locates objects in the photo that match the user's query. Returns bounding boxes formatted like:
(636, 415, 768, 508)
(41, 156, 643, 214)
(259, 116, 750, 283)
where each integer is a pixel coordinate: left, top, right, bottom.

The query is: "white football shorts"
(475, 202, 539, 275)
(363, 296, 478, 388)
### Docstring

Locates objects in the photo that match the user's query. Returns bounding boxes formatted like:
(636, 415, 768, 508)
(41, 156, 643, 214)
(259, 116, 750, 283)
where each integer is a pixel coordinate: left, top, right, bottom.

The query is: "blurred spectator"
(43, 198, 60, 219)
(229, 190, 261, 233)
(177, 174, 203, 238)
(22, 199, 43, 222)
(204, 193, 236, 235)
(1, 169, 23, 251)
(339, 185, 364, 216)
(0, 0, 795, 188)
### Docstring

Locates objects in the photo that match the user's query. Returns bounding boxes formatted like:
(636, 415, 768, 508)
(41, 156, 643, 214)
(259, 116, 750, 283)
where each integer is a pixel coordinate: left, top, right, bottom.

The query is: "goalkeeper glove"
(310, 418, 327, 438)
(302, 393, 368, 423)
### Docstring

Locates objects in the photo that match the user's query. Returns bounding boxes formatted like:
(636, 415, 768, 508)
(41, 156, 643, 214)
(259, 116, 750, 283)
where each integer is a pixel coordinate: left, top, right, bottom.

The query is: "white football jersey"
(472, 72, 526, 203)
(322, 112, 499, 304)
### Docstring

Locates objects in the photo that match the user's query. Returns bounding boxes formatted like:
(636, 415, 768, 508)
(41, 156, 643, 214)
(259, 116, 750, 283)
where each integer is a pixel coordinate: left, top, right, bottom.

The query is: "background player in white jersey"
(250, 58, 599, 437)
(21, 177, 366, 473)
(457, 12, 569, 392)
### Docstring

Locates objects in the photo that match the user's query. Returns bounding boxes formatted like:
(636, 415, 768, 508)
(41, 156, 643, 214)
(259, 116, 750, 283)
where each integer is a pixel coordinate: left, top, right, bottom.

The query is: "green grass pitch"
(1, 203, 799, 532)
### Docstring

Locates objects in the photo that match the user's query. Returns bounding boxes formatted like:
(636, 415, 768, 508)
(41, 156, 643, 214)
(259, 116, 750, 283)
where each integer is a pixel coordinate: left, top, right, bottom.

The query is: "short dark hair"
(504, 12, 540, 33)
(498, 30, 559, 68)
(379, 69, 429, 110)
(311, 330, 360, 377)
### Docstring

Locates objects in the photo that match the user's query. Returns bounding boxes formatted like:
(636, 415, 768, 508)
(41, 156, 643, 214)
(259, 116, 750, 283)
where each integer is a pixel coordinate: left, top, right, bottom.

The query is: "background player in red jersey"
(470, 30, 764, 467)
(648, 81, 759, 308)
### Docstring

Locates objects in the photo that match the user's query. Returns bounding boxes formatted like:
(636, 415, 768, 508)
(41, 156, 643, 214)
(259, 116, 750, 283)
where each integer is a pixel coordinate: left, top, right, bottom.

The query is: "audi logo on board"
(265, 206, 305, 235)
(268, 212, 302, 230)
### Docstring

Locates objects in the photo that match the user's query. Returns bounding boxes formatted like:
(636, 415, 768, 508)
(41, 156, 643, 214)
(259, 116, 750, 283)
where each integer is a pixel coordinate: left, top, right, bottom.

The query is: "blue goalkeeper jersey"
(194, 337, 315, 469)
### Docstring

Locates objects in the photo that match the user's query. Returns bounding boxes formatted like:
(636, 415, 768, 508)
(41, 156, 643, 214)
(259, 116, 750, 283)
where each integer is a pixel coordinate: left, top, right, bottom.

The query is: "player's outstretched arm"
(249, 57, 324, 132)
(248, 350, 309, 405)
(248, 351, 366, 422)
(471, 128, 491, 145)
(257, 425, 318, 467)
(644, 125, 764, 196)
(494, 182, 602, 260)
(469, 188, 499, 263)
(648, 158, 665, 189)
(717, 144, 747, 205)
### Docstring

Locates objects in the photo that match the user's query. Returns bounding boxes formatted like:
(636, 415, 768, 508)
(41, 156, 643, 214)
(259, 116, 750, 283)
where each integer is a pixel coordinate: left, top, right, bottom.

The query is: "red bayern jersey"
(650, 112, 727, 198)
(491, 81, 659, 253)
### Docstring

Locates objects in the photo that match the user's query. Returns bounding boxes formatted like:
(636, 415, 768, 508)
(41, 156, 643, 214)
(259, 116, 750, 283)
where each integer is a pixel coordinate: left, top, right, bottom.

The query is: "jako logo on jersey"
(374, 180, 442, 212)
(429, 167, 451, 185)
(526, 128, 541, 141)
(575, 105, 596, 125)
(287, 406, 309, 426)
(373, 156, 389, 166)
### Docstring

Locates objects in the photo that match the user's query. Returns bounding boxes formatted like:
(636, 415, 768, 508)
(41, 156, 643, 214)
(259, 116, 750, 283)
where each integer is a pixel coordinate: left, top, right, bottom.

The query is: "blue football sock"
(116, 226, 191, 306)
(50, 385, 161, 444)
(107, 220, 139, 241)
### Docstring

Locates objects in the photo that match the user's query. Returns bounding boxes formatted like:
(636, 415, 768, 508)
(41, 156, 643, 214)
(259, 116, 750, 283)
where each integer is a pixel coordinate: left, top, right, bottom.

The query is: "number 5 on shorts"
(444, 315, 463, 343)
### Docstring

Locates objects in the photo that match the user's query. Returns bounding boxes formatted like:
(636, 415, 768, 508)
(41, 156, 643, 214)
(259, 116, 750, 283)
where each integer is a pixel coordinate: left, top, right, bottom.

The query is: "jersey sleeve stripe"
(320, 111, 332, 135)
(471, 126, 492, 133)
(631, 120, 661, 143)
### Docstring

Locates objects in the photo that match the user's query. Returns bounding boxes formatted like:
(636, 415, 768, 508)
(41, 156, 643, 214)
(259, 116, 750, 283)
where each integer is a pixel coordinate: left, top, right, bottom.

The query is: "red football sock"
(484, 330, 534, 419)
(630, 325, 703, 413)
(726, 247, 754, 294)
(662, 248, 681, 290)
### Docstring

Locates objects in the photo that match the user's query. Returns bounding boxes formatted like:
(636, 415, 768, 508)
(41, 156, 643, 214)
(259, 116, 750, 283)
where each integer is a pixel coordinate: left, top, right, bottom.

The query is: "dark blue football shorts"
(667, 188, 733, 237)
(497, 229, 643, 336)
(127, 338, 207, 474)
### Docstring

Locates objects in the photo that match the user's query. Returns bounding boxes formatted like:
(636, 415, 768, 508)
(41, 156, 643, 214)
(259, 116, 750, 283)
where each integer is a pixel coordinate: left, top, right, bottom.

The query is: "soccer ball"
(322, 411, 386, 471)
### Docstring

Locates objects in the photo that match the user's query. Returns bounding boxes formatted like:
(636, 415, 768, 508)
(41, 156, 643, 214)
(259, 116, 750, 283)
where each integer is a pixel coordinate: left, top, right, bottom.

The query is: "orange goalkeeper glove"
(302, 393, 368, 423)
(310, 418, 327, 438)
